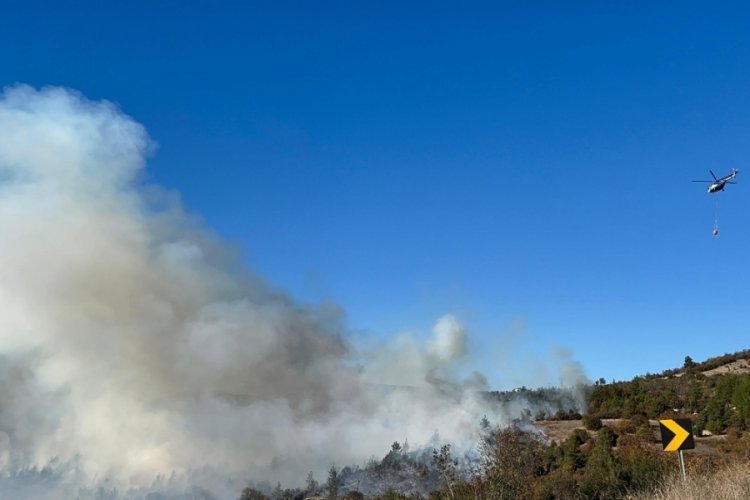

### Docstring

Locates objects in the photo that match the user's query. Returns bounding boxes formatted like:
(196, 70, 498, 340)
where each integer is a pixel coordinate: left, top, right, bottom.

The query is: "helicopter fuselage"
(701, 169, 739, 193)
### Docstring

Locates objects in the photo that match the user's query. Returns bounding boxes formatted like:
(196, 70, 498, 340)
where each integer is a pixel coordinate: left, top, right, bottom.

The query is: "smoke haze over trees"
(0, 85, 590, 499)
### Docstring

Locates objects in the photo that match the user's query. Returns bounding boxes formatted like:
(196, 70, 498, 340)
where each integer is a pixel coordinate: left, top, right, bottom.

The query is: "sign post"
(659, 418, 694, 483)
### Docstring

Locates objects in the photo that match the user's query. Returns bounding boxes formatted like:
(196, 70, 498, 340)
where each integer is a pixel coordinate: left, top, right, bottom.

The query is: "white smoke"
(0, 85, 587, 499)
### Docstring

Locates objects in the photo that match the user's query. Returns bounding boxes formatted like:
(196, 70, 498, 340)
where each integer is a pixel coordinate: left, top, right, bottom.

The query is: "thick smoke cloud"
(0, 86, 587, 499)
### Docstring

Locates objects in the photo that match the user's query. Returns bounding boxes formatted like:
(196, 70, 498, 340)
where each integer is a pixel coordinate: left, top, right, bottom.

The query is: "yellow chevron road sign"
(659, 418, 695, 452)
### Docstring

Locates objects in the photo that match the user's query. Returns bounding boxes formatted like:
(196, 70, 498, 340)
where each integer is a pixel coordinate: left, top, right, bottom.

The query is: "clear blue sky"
(3, 2, 750, 387)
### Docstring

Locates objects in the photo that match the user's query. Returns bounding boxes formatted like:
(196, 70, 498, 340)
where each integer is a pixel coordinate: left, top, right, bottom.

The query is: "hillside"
(586, 350, 750, 435)
(536, 349, 750, 449)
(239, 350, 750, 500)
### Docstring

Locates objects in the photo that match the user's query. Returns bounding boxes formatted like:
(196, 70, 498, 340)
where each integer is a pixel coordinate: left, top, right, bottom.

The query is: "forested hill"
(587, 349, 750, 435)
(238, 350, 750, 500)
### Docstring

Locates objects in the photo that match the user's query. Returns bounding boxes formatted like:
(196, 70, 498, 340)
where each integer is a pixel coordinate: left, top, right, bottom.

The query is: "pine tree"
(327, 466, 343, 500)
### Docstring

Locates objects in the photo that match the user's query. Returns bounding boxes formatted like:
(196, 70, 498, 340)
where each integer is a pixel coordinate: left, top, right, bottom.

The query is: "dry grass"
(536, 419, 586, 443)
(701, 358, 750, 377)
(627, 462, 750, 500)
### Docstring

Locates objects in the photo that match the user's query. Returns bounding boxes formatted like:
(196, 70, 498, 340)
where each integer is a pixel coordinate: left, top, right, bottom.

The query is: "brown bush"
(582, 414, 603, 431)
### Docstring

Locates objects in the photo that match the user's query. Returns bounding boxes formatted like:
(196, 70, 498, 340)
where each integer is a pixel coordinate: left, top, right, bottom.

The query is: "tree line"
(239, 350, 750, 499)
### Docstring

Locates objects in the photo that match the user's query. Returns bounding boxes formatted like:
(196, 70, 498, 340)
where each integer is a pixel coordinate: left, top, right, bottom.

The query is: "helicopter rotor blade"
(692, 180, 713, 183)
(710, 170, 718, 180)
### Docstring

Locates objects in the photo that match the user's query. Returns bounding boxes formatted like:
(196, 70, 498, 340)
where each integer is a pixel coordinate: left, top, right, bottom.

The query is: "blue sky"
(3, 2, 750, 388)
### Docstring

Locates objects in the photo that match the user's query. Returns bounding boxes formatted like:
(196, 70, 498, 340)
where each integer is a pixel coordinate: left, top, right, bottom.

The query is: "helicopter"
(692, 168, 739, 193)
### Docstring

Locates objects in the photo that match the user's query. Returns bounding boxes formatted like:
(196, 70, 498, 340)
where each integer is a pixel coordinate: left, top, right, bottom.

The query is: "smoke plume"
(0, 86, 587, 499)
